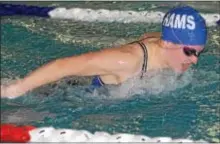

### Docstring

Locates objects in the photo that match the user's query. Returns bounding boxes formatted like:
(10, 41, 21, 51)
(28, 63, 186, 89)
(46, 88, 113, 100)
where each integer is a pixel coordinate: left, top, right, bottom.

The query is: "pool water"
(1, 1, 219, 142)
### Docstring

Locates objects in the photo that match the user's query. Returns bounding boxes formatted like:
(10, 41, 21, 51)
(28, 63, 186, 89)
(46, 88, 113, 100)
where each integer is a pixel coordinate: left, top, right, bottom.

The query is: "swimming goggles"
(183, 47, 203, 57)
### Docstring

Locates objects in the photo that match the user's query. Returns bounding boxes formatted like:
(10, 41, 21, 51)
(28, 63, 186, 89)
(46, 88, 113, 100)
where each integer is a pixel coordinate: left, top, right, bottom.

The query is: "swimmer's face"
(166, 43, 204, 73)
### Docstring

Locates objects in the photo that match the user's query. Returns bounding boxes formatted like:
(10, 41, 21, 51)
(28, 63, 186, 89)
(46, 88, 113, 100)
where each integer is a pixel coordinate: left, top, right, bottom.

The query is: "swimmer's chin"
(173, 65, 190, 74)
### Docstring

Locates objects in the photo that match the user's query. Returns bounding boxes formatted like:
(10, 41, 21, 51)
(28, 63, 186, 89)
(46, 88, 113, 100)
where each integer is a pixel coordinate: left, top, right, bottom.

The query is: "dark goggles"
(183, 47, 203, 57)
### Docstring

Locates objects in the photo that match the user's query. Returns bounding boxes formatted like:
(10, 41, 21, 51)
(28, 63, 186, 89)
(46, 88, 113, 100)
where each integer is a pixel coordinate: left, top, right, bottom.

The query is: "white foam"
(49, 7, 220, 26)
(29, 127, 207, 142)
(101, 69, 194, 99)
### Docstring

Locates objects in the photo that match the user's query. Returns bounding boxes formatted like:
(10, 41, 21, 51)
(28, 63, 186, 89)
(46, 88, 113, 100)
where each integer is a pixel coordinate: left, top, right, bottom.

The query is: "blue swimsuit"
(91, 75, 105, 87)
(91, 41, 148, 87)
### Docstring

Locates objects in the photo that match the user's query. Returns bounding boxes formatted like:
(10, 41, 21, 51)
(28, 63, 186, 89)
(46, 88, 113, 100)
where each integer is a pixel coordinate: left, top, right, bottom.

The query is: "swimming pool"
(1, 1, 219, 143)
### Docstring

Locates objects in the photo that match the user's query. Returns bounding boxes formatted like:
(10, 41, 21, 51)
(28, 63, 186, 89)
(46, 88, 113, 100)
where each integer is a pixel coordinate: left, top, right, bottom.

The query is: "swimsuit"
(91, 75, 105, 87)
(91, 41, 148, 87)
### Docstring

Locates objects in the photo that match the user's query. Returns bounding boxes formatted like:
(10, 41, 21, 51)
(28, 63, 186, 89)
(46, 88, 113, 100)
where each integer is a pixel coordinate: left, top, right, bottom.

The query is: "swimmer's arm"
(139, 32, 161, 40)
(9, 48, 137, 95)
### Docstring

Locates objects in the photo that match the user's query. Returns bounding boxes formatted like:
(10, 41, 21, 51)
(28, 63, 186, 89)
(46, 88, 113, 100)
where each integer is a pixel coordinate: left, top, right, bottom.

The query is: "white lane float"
(0, 124, 207, 143)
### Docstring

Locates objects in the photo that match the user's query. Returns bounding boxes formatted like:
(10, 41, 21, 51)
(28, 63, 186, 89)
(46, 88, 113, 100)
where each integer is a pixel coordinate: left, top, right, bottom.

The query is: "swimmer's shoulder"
(141, 37, 161, 44)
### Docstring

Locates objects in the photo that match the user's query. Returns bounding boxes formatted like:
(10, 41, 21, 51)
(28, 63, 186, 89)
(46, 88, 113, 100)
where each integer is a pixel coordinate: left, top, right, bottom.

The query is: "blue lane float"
(0, 3, 219, 26)
(0, 3, 55, 17)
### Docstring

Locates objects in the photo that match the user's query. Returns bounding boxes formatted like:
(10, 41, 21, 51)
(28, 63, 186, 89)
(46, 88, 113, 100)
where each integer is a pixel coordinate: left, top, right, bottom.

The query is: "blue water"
(1, 2, 220, 143)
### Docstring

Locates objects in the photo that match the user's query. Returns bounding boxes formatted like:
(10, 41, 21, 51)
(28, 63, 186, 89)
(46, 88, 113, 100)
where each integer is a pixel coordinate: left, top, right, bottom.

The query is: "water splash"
(84, 69, 194, 99)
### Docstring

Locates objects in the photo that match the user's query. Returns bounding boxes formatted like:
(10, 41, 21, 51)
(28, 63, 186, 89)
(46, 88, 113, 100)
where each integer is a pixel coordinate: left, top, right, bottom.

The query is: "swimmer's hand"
(1, 83, 26, 99)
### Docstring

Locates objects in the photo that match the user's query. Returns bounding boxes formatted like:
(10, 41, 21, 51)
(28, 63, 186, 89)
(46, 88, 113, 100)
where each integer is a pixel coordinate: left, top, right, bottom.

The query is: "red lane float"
(0, 123, 207, 143)
(0, 123, 36, 143)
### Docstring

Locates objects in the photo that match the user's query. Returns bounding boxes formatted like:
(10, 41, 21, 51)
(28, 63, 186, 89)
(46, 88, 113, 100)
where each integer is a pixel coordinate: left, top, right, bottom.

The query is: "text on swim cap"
(163, 13, 195, 30)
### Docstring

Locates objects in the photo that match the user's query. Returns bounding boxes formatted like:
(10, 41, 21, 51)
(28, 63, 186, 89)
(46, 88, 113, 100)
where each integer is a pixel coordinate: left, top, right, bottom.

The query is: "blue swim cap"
(161, 6, 207, 46)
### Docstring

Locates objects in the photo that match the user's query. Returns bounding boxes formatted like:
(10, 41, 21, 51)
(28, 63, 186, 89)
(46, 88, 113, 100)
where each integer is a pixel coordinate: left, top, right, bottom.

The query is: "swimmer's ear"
(160, 40, 177, 49)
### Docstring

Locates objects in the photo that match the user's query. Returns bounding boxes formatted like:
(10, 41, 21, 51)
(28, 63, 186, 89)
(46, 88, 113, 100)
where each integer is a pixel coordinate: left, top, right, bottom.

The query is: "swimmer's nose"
(191, 56, 198, 64)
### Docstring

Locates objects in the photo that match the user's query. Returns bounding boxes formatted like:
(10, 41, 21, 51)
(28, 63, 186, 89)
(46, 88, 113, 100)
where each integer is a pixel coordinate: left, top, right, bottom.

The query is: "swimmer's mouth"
(181, 63, 191, 71)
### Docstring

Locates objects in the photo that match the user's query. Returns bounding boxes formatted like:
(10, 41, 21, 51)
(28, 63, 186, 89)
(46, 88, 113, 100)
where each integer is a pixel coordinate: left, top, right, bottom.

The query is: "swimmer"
(1, 6, 207, 98)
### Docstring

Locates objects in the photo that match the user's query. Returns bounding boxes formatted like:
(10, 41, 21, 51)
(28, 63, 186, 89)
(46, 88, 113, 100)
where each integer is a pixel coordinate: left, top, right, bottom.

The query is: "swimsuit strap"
(92, 40, 148, 87)
(136, 41, 148, 78)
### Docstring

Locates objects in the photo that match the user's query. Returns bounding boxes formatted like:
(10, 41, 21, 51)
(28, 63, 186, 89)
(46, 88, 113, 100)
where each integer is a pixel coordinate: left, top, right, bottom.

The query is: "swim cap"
(161, 6, 207, 46)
